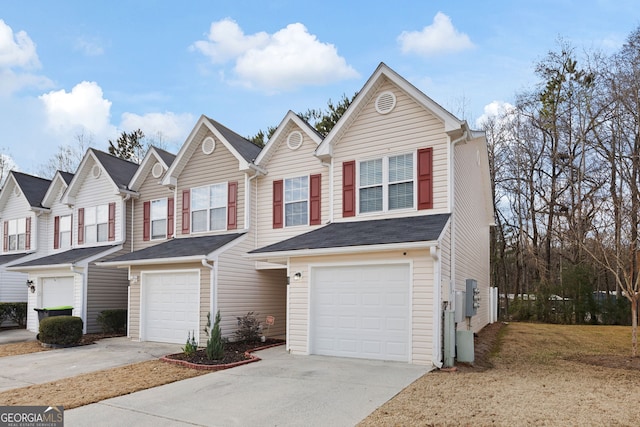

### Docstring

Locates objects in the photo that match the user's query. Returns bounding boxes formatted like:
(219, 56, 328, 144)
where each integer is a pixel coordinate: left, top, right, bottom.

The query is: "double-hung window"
(191, 183, 227, 232)
(85, 204, 109, 243)
(7, 218, 26, 251)
(284, 176, 308, 227)
(58, 215, 72, 250)
(358, 153, 414, 213)
(151, 199, 167, 240)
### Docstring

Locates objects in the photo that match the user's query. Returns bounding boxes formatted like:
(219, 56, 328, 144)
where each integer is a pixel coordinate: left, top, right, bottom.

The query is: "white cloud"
(39, 81, 115, 139)
(120, 111, 194, 143)
(74, 37, 105, 56)
(192, 19, 358, 91)
(0, 69, 52, 96)
(475, 100, 515, 128)
(398, 12, 474, 57)
(0, 19, 40, 69)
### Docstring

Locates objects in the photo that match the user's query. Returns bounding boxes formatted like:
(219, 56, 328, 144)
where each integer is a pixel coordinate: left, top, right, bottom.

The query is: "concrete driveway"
(66, 346, 430, 427)
(0, 333, 181, 392)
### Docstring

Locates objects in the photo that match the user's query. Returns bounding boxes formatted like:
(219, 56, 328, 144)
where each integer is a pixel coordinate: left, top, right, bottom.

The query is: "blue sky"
(1, 1, 638, 175)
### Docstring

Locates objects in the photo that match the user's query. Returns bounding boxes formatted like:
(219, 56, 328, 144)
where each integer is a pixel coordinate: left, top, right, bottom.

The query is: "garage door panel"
(143, 271, 199, 344)
(311, 264, 410, 362)
(42, 277, 75, 309)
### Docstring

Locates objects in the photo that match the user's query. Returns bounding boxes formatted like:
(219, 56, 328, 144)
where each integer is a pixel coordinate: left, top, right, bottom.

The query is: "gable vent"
(202, 137, 216, 155)
(152, 162, 164, 179)
(287, 131, 303, 150)
(375, 91, 396, 115)
(92, 164, 102, 179)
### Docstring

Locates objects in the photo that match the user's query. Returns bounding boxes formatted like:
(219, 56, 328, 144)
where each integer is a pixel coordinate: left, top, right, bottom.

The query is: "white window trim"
(191, 182, 228, 233)
(356, 152, 417, 215)
(59, 214, 72, 250)
(283, 175, 310, 228)
(85, 204, 109, 243)
(7, 218, 26, 252)
(150, 198, 168, 240)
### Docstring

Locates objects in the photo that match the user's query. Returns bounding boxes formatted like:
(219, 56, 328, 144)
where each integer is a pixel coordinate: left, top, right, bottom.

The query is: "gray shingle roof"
(105, 233, 245, 263)
(91, 149, 139, 190)
(0, 253, 30, 266)
(59, 171, 75, 185)
(153, 146, 176, 166)
(250, 214, 450, 254)
(205, 116, 262, 162)
(11, 246, 120, 268)
(12, 171, 51, 208)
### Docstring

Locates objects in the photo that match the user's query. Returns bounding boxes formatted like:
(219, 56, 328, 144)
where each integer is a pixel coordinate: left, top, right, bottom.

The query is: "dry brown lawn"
(360, 322, 640, 426)
(2, 323, 640, 425)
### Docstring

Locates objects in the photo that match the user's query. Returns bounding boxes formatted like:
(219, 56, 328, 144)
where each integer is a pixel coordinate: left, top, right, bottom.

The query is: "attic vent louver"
(92, 165, 101, 179)
(152, 162, 164, 179)
(287, 131, 303, 150)
(202, 137, 216, 155)
(375, 91, 396, 115)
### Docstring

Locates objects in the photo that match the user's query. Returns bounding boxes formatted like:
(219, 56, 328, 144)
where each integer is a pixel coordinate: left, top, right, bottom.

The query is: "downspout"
(202, 258, 215, 342)
(247, 164, 265, 249)
(449, 130, 468, 306)
(430, 245, 443, 368)
(321, 160, 333, 223)
(71, 264, 87, 334)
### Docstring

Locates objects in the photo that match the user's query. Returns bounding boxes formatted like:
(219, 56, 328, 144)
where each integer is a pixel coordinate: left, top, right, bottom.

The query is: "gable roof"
(62, 148, 139, 204)
(254, 110, 323, 167)
(0, 253, 31, 267)
(8, 171, 51, 210)
(128, 146, 176, 191)
(163, 115, 262, 186)
(42, 170, 75, 208)
(315, 62, 465, 159)
(99, 233, 245, 266)
(249, 214, 450, 258)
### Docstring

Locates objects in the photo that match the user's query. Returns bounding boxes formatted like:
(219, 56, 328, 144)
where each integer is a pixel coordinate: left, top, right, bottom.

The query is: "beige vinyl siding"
(131, 172, 174, 251)
(217, 230, 287, 339)
(2, 188, 36, 254)
(85, 264, 129, 333)
(256, 123, 327, 248)
(287, 250, 435, 366)
(453, 138, 491, 333)
(129, 262, 211, 343)
(440, 225, 452, 301)
(73, 157, 125, 246)
(331, 79, 449, 220)
(176, 131, 247, 234)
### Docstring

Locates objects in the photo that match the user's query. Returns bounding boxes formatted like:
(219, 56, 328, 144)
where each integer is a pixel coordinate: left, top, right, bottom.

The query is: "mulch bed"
(162, 339, 285, 370)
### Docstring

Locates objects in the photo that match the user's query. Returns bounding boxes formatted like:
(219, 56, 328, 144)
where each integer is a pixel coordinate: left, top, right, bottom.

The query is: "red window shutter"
(310, 174, 322, 225)
(418, 147, 434, 210)
(2, 221, 7, 252)
(108, 202, 116, 241)
(143, 201, 151, 241)
(227, 181, 238, 230)
(54, 216, 60, 249)
(25, 217, 31, 250)
(77, 208, 84, 244)
(342, 161, 356, 217)
(167, 197, 174, 238)
(273, 180, 283, 229)
(182, 190, 190, 234)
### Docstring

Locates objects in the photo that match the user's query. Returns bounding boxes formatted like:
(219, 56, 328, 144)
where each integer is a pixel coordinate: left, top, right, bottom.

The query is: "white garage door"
(142, 271, 200, 344)
(41, 277, 74, 309)
(311, 264, 410, 362)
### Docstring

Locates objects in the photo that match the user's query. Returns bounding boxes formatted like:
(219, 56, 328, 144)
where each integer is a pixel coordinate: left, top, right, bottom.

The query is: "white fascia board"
(245, 240, 437, 261)
(97, 255, 205, 267)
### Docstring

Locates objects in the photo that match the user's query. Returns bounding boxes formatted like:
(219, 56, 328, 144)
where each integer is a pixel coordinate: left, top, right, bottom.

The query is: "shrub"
(0, 302, 27, 327)
(96, 309, 127, 334)
(39, 315, 83, 346)
(182, 330, 198, 357)
(235, 311, 262, 343)
(204, 311, 224, 360)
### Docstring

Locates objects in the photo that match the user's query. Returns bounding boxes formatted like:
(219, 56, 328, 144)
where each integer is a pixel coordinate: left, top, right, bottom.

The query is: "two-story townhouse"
(10, 149, 138, 333)
(100, 117, 287, 345)
(0, 172, 51, 308)
(248, 63, 494, 367)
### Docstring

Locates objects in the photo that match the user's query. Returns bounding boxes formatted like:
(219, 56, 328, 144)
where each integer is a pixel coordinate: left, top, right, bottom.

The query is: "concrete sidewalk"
(0, 336, 181, 392)
(0, 328, 36, 344)
(66, 346, 429, 427)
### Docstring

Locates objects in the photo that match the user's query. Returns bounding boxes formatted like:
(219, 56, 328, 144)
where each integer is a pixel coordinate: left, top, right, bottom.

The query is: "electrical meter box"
(465, 279, 480, 317)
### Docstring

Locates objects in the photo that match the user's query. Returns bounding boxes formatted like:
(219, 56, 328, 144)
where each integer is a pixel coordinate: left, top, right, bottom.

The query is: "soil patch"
(163, 339, 283, 366)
